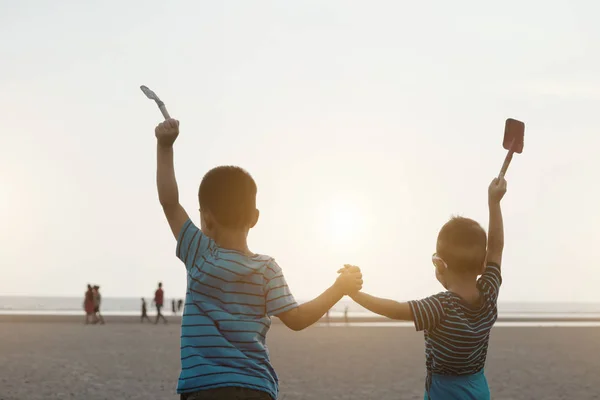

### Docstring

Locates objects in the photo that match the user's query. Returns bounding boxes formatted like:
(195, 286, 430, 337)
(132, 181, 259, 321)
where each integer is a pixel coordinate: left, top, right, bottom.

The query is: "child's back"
(177, 220, 297, 398)
(409, 262, 501, 398)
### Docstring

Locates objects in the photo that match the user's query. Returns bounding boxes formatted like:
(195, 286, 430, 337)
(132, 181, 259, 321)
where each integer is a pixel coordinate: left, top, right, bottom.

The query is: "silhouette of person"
(154, 282, 167, 324)
(84, 284, 94, 324)
(141, 298, 151, 323)
(93, 285, 105, 325)
(172, 299, 177, 315)
(177, 299, 183, 313)
(344, 305, 349, 325)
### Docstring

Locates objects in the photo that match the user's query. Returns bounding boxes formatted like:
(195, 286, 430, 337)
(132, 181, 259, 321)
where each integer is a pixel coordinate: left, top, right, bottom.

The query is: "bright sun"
(324, 201, 364, 244)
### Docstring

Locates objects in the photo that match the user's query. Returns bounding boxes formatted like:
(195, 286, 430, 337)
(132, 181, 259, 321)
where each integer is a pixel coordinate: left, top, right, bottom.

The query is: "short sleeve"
(265, 261, 298, 317)
(176, 219, 211, 269)
(478, 262, 502, 302)
(408, 293, 446, 332)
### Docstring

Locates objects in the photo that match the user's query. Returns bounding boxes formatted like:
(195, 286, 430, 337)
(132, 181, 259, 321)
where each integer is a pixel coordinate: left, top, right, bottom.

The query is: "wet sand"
(0, 318, 598, 399)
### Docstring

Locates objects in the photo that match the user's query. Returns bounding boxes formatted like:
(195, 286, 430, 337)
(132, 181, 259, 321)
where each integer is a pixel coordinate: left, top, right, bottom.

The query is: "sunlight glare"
(324, 200, 364, 245)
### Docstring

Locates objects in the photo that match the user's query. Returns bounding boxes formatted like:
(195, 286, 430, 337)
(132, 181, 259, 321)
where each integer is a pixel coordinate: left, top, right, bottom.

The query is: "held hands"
(488, 177, 507, 205)
(155, 118, 180, 147)
(334, 264, 363, 296)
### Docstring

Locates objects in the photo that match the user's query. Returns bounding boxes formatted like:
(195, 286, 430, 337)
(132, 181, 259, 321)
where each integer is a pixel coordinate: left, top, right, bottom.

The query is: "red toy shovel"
(498, 118, 525, 179)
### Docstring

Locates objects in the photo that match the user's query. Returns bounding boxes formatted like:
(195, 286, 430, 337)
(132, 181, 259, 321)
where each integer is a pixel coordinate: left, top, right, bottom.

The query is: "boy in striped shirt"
(344, 177, 507, 399)
(154, 118, 363, 400)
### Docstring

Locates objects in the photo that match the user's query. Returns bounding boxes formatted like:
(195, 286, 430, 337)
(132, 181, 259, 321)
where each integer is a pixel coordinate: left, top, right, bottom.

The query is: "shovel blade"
(503, 118, 525, 154)
(140, 85, 159, 101)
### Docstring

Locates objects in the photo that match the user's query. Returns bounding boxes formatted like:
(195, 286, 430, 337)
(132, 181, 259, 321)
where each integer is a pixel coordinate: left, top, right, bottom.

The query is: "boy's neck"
(446, 276, 480, 304)
(212, 229, 253, 256)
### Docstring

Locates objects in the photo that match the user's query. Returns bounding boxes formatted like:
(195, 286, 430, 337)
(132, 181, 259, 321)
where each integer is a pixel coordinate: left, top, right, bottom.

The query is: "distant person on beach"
(344, 305, 349, 324)
(83, 284, 94, 324)
(141, 298, 151, 323)
(177, 299, 183, 313)
(153, 282, 167, 324)
(93, 285, 105, 324)
(342, 177, 508, 400)
(153, 118, 362, 399)
(172, 299, 177, 315)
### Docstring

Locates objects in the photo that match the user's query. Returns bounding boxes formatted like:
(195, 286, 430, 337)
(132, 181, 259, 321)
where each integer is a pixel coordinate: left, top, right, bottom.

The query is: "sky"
(1, 0, 599, 302)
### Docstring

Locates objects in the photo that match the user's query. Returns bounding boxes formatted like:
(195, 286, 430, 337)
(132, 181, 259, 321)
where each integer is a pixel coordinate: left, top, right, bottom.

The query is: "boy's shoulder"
(211, 248, 284, 278)
(442, 288, 498, 320)
(417, 290, 485, 314)
(424, 290, 454, 303)
(215, 248, 274, 265)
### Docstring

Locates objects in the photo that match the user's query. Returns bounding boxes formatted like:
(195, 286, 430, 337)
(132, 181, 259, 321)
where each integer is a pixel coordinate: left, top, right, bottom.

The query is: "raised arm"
(155, 118, 190, 238)
(486, 177, 507, 266)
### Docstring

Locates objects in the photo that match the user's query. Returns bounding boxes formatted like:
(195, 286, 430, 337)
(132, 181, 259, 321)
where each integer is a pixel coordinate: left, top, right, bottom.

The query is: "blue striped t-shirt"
(408, 263, 502, 380)
(175, 219, 299, 398)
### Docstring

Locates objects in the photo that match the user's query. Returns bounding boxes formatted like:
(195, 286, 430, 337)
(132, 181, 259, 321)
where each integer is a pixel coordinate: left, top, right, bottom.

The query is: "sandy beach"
(0, 317, 599, 400)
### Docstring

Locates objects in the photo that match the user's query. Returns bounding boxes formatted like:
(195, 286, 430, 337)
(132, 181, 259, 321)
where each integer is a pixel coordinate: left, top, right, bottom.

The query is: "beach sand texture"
(0, 320, 599, 400)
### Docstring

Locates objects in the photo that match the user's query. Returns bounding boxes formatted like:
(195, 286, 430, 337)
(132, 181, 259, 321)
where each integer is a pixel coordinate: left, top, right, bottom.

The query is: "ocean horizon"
(1, 296, 600, 320)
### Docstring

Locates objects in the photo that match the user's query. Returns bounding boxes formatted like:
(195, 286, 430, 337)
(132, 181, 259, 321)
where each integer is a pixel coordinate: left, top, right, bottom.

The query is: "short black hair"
(198, 166, 257, 229)
(436, 216, 487, 274)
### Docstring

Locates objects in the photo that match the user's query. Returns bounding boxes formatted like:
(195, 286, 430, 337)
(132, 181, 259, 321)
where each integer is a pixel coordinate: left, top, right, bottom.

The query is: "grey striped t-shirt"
(408, 263, 502, 377)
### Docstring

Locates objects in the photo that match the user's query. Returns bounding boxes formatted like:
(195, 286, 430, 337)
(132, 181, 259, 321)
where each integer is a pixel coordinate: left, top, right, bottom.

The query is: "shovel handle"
(155, 100, 171, 120)
(498, 150, 514, 179)
(159, 105, 171, 120)
(498, 137, 518, 179)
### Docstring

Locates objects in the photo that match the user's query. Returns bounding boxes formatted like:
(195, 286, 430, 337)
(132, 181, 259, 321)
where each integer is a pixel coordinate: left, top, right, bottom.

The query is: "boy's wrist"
(330, 282, 346, 298)
(157, 140, 174, 149)
(348, 291, 359, 298)
(488, 199, 502, 207)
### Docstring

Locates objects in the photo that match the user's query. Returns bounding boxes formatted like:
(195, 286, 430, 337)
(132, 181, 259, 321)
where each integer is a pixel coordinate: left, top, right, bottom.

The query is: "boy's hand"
(488, 177, 507, 204)
(155, 118, 180, 147)
(334, 264, 363, 295)
(277, 265, 362, 331)
(336, 264, 360, 274)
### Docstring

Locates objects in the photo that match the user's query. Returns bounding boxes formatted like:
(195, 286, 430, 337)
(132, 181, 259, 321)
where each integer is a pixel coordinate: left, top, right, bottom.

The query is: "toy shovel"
(498, 118, 525, 179)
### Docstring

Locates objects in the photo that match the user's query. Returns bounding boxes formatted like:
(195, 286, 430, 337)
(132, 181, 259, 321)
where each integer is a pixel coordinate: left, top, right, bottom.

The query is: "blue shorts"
(424, 370, 490, 400)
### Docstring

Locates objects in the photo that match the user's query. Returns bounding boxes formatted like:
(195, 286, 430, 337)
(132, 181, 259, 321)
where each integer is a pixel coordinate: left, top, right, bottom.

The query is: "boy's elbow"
(160, 201, 177, 209)
(277, 309, 307, 331)
(288, 323, 305, 331)
(161, 202, 183, 214)
(282, 318, 306, 331)
(390, 302, 414, 321)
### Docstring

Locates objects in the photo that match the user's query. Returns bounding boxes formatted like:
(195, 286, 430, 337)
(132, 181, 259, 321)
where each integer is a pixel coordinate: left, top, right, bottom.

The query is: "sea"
(1, 296, 600, 322)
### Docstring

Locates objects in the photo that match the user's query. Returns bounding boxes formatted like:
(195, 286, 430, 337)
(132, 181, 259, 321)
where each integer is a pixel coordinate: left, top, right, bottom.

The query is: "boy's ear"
(201, 211, 214, 231)
(435, 263, 446, 276)
(249, 209, 259, 229)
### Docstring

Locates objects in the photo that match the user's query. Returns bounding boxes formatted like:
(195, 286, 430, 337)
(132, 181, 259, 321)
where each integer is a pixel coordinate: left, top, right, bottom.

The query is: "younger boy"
(343, 177, 507, 399)
(154, 118, 363, 400)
